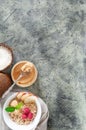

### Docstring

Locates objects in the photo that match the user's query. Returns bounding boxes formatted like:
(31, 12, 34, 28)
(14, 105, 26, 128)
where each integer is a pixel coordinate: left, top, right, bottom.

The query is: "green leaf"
(15, 102, 23, 109)
(5, 107, 15, 112)
(5, 102, 24, 113)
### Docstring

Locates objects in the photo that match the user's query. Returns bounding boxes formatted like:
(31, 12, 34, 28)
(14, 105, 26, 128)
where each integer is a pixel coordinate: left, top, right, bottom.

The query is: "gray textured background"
(0, 0, 86, 130)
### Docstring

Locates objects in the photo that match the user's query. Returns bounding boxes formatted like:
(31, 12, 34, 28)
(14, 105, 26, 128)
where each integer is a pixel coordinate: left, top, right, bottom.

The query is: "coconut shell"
(0, 43, 13, 71)
(0, 73, 12, 97)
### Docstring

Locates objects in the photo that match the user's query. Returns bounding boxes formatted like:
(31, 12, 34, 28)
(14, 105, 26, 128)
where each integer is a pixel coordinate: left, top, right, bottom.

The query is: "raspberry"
(22, 114, 27, 119)
(28, 112, 33, 120)
(22, 107, 30, 114)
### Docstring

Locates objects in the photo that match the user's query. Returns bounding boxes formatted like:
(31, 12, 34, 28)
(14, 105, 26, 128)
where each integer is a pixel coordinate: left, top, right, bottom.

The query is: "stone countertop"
(0, 0, 86, 130)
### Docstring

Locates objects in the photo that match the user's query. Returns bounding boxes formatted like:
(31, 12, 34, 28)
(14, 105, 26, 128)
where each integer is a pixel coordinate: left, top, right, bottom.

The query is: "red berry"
(22, 107, 30, 114)
(22, 114, 27, 119)
(28, 112, 33, 120)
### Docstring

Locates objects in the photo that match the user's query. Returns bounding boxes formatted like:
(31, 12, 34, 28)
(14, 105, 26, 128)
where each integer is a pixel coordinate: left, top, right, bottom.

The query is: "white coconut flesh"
(0, 46, 12, 71)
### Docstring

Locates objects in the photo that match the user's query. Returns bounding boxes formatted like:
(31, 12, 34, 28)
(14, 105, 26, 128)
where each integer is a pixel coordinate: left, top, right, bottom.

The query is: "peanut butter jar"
(11, 61, 38, 87)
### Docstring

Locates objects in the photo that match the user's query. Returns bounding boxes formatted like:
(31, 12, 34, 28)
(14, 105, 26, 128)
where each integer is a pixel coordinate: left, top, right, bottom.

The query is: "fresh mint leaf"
(5, 102, 24, 112)
(5, 107, 15, 112)
(15, 102, 23, 109)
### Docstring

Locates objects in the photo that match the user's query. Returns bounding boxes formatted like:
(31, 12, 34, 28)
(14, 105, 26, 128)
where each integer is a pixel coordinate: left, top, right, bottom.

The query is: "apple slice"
(24, 96, 35, 104)
(21, 93, 29, 101)
(17, 92, 26, 100)
(10, 100, 18, 107)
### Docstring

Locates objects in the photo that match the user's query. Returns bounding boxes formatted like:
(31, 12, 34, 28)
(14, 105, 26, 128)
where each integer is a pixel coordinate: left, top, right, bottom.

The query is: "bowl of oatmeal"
(3, 92, 41, 130)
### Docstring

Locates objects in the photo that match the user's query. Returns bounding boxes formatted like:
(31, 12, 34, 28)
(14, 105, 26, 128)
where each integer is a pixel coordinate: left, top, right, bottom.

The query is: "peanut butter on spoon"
(18, 62, 34, 84)
(21, 62, 33, 72)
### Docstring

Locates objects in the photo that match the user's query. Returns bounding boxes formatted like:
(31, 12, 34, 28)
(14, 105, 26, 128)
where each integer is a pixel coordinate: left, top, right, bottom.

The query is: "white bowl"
(3, 93, 41, 130)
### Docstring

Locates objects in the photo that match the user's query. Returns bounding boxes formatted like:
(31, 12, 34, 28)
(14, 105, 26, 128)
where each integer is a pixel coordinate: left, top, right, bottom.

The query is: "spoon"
(2, 63, 30, 99)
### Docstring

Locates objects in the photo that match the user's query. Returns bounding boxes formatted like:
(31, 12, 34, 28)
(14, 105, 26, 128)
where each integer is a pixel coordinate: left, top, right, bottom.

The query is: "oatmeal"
(5, 92, 37, 125)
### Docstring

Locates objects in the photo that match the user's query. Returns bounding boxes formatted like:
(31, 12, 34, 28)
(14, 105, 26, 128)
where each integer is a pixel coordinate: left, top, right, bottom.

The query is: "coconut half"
(0, 43, 13, 71)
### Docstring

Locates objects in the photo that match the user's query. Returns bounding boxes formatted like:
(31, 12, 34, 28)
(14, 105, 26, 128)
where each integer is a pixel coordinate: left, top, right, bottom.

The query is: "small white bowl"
(3, 93, 41, 130)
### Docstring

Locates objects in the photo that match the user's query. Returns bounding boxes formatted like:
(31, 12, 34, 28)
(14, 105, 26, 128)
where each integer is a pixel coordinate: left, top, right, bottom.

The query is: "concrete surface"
(0, 0, 86, 130)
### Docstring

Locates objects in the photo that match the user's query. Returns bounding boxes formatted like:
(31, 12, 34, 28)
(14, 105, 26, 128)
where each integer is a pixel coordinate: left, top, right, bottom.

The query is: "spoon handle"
(2, 82, 16, 98)
(2, 74, 22, 99)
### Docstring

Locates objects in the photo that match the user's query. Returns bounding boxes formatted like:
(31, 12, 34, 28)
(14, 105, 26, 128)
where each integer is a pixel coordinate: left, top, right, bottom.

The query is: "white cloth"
(36, 98, 49, 130)
(0, 96, 49, 130)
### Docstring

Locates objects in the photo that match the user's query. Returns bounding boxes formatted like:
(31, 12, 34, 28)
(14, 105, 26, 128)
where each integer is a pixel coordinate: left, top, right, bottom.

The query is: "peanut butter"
(12, 61, 37, 87)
